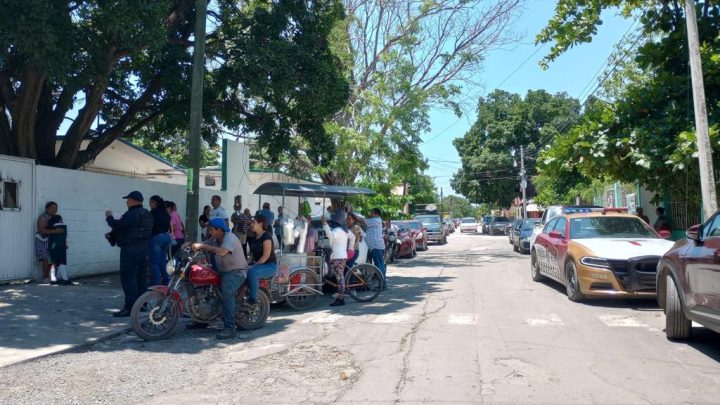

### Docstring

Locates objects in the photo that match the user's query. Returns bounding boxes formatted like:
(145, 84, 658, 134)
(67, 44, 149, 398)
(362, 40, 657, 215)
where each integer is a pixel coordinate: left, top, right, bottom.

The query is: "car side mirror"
(686, 224, 702, 241)
(548, 230, 562, 239)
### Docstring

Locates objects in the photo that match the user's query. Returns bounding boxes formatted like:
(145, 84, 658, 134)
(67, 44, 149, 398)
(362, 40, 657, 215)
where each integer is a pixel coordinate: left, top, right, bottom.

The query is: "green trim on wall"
(221, 139, 228, 191)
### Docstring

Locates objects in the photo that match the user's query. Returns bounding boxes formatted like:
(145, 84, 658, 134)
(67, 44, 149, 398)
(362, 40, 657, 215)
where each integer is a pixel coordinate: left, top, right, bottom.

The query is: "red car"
(392, 221, 418, 258)
(657, 213, 720, 340)
(406, 220, 429, 251)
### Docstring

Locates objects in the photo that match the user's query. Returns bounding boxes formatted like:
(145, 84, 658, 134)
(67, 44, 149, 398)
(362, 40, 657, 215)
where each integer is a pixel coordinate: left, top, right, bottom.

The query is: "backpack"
(137, 208, 153, 241)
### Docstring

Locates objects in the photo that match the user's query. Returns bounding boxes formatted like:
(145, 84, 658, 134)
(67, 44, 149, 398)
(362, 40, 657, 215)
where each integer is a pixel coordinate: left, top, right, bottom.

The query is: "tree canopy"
(535, 1, 720, 211)
(452, 89, 581, 207)
(0, 0, 348, 168)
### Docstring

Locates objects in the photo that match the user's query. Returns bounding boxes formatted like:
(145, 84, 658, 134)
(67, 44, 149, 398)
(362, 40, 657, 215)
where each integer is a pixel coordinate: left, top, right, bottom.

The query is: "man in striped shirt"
(365, 207, 387, 289)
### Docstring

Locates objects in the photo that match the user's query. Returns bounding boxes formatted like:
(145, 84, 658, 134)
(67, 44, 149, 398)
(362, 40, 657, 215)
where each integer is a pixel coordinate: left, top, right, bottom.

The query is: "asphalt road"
(1, 231, 719, 404)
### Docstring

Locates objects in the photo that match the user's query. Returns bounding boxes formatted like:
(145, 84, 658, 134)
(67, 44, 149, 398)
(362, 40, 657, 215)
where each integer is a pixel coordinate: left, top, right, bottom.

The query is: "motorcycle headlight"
(166, 259, 176, 275)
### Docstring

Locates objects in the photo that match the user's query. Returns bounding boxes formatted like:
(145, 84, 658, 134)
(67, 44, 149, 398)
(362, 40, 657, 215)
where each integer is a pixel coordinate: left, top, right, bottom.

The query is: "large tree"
(0, 0, 348, 168)
(536, 1, 720, 213)
(253, 0, 521, 192)
(452, 89, 581, 207)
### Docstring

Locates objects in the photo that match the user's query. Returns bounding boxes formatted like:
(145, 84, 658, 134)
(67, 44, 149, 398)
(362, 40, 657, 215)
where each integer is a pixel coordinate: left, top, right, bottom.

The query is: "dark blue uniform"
(107, 205, 152, 310)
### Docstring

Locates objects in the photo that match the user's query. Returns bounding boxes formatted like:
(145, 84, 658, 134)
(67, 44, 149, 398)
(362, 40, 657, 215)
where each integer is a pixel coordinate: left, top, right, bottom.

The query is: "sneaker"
(329, 298, 345, 307)
(246, 298, 257, 306)
(59, 279, 75, 286)
(185, 321, 210, 330)
(216, 327, 237, 340)
(42, 278, 50, 284)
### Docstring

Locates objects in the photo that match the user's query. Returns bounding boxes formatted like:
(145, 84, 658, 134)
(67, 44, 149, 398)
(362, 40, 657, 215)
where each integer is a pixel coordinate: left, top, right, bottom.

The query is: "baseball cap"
(122, 190, 144, 202)
(208, 218, 230, 232)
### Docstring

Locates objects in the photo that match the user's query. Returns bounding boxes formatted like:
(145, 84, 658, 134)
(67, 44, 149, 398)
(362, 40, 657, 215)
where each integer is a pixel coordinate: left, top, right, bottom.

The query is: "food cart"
(253, 182, 382, 310)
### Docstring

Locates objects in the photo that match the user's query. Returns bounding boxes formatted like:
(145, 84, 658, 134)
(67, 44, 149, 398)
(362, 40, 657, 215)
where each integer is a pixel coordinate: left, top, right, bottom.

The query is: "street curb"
(0, 327, 131, 370)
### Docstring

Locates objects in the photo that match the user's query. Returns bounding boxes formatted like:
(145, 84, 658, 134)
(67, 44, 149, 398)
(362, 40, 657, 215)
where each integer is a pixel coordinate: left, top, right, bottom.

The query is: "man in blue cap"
(106, 191, 153, 317)
(187, 218, 248, 339)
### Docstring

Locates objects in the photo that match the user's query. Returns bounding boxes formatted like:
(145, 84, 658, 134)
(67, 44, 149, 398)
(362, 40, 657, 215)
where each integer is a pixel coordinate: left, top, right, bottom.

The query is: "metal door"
(0, 155, 35, 281)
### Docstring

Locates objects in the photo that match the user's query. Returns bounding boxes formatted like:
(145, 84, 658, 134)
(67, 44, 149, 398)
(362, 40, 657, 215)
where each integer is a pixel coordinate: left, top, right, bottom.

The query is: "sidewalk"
(0, 274, 129, 368)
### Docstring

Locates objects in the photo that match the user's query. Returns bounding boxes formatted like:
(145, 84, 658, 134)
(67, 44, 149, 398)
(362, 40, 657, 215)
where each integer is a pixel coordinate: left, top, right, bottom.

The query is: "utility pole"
(520, 145, 527, 219)
(685, 0, 717, 218)
(185, 0, 207, 242)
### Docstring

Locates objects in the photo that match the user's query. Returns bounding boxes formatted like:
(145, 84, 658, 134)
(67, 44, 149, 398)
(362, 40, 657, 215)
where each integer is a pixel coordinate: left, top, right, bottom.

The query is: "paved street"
(1, 231, 719, 404)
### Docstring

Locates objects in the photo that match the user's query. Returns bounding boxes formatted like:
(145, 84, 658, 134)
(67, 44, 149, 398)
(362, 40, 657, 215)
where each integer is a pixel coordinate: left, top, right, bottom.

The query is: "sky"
(421, 1, 636, 197)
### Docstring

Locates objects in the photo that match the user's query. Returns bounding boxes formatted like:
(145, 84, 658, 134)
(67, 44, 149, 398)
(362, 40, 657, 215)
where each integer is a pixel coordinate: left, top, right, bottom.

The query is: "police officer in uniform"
(106, 191, 153, 317)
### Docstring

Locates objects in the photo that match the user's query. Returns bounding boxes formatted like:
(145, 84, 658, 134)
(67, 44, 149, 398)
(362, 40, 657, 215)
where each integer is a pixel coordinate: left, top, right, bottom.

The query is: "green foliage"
(0, 0, 348, 168)
(452, 89, 581, 207)
(537, 2, 720, 207)
(437, 195, 476, 218)
(131, 133, 220, 168)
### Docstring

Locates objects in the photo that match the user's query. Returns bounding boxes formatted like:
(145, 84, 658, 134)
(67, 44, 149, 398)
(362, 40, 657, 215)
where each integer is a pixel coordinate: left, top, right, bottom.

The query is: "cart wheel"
(346, 264, 383, 302)
(285, 268, 321, 311)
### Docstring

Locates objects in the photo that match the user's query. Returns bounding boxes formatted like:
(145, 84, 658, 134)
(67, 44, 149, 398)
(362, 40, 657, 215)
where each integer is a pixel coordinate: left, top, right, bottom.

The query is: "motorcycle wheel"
(131, 290, 182, 341)
(236, 289, 270, 330)
(285, 268, 321, 311)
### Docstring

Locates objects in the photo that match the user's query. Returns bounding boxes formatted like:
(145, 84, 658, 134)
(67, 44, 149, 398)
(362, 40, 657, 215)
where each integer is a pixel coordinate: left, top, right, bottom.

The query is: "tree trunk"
(13, 67, 45, 159)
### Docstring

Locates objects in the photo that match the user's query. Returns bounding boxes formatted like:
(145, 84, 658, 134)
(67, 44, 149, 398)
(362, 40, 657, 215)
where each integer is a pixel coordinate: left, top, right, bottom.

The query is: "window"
(569, 217, 656, 239)
(2, 181, 19, 210)
(553, 218, 567, 238)
(703, 214, 720, 238)
(204, 175, 216, 187)
(543, 218, 558, 234)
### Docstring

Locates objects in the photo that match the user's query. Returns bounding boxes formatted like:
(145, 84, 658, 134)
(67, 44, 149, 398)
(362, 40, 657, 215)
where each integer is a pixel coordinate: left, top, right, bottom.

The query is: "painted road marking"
(302, 313, 343, 323)
(598, 314, 648, 327)
(526, 313, 564, 326)
(448, 313, 478, 325)
(372, 313, 414, 324)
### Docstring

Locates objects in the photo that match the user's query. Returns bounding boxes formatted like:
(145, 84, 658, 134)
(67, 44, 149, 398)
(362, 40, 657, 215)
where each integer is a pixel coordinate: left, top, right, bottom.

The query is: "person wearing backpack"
(106, 190, 153, 317)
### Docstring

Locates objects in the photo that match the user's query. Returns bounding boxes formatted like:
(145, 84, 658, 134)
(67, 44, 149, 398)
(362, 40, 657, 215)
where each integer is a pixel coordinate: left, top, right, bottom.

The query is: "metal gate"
(0, 155, 35, 281)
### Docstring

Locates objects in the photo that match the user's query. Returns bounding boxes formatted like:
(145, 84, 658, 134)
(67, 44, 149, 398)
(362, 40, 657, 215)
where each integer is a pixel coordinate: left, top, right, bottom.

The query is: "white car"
(459, 217, 478, 233)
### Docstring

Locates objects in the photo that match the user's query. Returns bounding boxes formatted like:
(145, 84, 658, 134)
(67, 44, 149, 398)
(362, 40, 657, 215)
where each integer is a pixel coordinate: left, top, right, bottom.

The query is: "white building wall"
(34, 165, 223, 278)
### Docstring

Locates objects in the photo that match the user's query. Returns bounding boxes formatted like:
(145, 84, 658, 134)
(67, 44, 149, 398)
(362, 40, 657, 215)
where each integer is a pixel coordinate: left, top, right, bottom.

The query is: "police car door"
(535, 218, 559, 279)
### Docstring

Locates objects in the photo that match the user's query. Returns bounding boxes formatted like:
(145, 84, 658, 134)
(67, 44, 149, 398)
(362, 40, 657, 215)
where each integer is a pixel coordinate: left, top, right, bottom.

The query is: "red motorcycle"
(130, 249, 271, 341)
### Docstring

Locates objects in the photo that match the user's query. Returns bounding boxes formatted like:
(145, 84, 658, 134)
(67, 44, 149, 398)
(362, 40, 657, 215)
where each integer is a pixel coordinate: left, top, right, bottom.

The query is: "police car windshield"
(569, 217, 657, 239)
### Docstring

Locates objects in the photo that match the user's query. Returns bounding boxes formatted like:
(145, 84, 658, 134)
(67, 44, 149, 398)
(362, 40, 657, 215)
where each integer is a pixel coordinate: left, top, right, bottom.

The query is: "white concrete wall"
(35, 165, 223, 279)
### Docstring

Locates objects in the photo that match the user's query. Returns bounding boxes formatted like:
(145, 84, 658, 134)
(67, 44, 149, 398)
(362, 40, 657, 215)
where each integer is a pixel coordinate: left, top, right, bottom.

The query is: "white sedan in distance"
(459, 217, 479, 233)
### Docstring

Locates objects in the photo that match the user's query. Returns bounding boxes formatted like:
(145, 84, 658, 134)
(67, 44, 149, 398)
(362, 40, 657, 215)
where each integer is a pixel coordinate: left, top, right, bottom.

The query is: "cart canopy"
(253, 182, 375, 198)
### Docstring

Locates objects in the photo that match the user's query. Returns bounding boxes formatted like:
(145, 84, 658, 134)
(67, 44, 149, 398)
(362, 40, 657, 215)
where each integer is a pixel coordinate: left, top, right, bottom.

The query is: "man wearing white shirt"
(209, 195, 229, 228)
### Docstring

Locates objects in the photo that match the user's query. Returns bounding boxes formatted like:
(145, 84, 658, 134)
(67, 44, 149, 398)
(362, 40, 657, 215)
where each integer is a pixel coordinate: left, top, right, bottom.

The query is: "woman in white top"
(321, 216, 349, 307)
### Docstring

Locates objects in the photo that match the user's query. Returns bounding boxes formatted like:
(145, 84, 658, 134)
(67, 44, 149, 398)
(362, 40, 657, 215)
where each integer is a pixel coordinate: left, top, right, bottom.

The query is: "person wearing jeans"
(186, 218, 248, 340)
(247, 215, 277, 305)
(364, 208, 387, 289)
(148, 195, 172, 285)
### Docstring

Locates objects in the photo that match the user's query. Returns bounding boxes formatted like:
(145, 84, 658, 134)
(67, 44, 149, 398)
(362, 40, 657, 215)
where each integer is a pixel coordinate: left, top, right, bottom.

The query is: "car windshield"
(569, 217, 657, 239)
(493, 217, 509, 223)
(393, 222, 409, 232)
(417, 216, 440, 224)
(521, 220, 540, 230)
(461, 218, 476, 223)
(407, 222, 420, 230)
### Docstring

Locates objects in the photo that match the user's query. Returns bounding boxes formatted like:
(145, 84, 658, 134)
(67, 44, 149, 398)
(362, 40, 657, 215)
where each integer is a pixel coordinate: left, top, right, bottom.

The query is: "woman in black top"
(246, 215, 278, 305)
(148, 195, 172, 285)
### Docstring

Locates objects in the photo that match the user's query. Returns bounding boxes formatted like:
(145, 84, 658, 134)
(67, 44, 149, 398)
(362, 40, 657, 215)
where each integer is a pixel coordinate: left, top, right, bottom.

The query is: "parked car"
(512, 218, 540, 253)
(531, 209, 674, 301)
(459, 217, 478, 233)
(481, 216, 492, 234)
(488, 217, 510, 235)
(406, 220, 429, 251)
(657, 213, 720, 340)
(508, 219, 523, 244)
(415, 214, 447, 245)
(392, 221, 417, 258)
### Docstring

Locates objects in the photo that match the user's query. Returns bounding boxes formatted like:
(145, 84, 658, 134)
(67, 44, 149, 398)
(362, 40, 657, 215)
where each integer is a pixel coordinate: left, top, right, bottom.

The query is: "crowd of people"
(34, 191, 391, 338)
